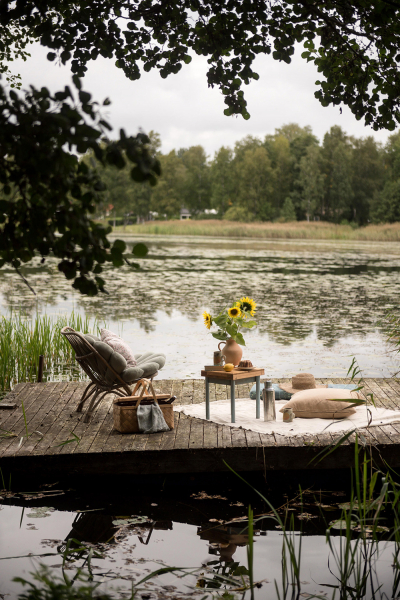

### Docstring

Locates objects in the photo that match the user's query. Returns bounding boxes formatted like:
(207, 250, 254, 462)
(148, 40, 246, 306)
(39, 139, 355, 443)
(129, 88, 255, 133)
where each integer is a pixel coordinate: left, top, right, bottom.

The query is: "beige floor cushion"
(279, 388, 364, 419)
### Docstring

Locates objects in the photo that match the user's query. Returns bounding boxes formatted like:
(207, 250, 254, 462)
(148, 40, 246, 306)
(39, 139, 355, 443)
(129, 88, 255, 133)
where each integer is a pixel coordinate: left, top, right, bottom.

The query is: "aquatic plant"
(0, 312, 100, 394)
(112, 219, 400, 242)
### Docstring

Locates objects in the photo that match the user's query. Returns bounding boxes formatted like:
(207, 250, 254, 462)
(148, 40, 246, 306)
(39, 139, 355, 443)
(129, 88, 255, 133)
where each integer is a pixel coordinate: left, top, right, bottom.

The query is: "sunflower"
(236, 297, 257, 316)
(203, 311, 212, 329)
(228, 306, 241, 318)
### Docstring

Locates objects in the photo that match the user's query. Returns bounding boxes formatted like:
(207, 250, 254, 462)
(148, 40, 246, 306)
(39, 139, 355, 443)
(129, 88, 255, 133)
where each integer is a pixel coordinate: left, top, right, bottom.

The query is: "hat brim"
(279, 383, 328, 394)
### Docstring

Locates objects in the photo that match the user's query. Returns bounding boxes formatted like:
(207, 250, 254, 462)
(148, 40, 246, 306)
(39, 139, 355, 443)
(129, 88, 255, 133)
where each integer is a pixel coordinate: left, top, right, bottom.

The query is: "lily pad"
(26, 506, 55, 519)
(112, 515, 149, 526)
(329, 519, 358, 530)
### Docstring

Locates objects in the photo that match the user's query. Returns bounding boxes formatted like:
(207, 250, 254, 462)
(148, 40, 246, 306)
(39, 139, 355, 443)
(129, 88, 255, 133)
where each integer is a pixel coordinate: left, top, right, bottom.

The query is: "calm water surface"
(0, 475, 397, 600)
(1, 235, 399, 378)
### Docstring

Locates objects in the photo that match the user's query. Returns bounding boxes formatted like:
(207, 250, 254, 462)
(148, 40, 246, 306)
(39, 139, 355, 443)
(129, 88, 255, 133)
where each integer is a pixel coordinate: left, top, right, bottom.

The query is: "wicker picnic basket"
(113, 378, 175, 433)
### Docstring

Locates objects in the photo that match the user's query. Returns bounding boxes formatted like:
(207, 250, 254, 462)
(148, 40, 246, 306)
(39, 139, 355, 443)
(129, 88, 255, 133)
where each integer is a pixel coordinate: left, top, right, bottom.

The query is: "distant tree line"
(89, 123, 400, 225)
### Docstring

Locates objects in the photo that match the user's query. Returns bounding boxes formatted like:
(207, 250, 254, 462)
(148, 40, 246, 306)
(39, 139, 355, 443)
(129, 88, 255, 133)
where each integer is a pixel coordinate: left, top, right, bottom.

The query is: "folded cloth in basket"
(137, 404, 170, 434)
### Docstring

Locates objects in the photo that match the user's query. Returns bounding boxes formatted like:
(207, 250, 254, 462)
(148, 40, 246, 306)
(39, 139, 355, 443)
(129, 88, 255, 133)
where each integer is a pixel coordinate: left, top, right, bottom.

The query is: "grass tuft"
(110, 219, 400, 241)
(0, 312, 100, 394)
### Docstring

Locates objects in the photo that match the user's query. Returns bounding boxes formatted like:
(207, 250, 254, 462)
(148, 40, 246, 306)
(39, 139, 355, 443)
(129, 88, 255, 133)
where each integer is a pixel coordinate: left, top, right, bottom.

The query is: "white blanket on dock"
(175, 399, 400, 436)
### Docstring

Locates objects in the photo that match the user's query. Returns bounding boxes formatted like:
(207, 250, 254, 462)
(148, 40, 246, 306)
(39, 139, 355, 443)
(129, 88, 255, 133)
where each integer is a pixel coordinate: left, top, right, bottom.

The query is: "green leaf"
(112, 239, 126, 253)
(132, 243, 148, 257)
(211, 331, 228, 341)
(234, 332, 246, 346)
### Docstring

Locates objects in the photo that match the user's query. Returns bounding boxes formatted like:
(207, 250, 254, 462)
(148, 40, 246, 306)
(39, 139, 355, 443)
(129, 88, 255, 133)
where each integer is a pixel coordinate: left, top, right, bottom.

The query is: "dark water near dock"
(0, 471, 397, 600)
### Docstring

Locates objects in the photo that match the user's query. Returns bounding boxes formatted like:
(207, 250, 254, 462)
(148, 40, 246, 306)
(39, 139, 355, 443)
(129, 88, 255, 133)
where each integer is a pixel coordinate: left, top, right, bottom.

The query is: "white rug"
(175, 399, 400, 436)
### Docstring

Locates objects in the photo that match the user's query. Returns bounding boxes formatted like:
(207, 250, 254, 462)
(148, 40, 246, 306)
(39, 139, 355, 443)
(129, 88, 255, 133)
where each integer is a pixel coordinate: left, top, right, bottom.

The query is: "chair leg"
(82, 389, 102, 423)
(82, 389, 110, 423)
(76, 383, 96, 413)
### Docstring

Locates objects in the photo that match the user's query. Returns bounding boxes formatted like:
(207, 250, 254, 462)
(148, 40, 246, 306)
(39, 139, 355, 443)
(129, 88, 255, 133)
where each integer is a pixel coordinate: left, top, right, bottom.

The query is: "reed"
(111, 219, 400, 241)
(0, 312, 100, 394)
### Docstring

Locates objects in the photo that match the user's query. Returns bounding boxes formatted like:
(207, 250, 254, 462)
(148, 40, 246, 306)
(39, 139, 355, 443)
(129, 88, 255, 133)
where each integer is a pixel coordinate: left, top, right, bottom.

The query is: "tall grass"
(110, 219, 400, 241)
(0, 312, 100, 394)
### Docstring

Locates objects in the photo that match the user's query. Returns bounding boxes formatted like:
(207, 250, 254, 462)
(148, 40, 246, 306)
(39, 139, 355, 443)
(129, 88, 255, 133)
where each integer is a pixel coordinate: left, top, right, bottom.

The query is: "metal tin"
(262, 380, 276, 422)
(282, 407, 295, 423)
(213, 350, 225, 366)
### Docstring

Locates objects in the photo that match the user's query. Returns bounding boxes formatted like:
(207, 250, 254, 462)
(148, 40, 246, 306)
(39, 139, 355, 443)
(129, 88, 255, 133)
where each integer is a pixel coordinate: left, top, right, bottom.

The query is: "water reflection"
(1, 236, 399, 378)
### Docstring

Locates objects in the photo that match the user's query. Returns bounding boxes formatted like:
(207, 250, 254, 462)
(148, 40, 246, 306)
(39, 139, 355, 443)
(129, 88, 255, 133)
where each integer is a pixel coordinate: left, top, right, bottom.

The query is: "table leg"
(231, 380, 235, 423)
(205, 378, 210, 420)
(256, 376, 261, 419)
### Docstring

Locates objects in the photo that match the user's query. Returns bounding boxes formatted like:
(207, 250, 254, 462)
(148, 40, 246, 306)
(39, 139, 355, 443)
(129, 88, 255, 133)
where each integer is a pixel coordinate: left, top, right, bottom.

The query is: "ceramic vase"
(218, 338, 243, 366)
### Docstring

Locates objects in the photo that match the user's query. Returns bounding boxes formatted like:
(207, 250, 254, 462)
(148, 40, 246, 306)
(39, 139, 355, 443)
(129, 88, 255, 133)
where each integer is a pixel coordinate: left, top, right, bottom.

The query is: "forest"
(92, 123, 400, 226)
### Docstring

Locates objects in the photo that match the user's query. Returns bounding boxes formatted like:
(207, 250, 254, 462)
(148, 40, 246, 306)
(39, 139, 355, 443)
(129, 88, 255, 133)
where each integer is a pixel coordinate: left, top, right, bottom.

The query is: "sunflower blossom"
(203, 311, 212, 329)
(228, 306, 241, 318)
(236, 297, 257, 317)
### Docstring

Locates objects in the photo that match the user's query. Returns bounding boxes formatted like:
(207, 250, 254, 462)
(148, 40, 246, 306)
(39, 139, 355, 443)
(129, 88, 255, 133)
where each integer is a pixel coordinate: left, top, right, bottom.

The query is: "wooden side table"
(200, 368, 265, 423)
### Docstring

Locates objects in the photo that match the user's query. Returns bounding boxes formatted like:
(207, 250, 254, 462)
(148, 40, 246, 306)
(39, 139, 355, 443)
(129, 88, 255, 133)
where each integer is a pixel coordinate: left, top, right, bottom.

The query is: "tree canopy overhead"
(2, 0, 400, 129)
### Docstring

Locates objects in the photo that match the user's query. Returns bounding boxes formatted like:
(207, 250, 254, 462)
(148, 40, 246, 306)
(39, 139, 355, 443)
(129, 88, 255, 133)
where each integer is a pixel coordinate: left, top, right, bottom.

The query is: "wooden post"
(38, 355, 44, 383)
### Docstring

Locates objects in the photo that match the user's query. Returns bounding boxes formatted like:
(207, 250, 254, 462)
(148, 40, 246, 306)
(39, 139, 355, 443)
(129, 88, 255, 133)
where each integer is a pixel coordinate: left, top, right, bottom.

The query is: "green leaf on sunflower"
(241, 320, 257, 328)
(214, 314, 228, 327)
(233, 332, 246, 346)
(225, 324, 237, 337)
(212, 331, 228, 341)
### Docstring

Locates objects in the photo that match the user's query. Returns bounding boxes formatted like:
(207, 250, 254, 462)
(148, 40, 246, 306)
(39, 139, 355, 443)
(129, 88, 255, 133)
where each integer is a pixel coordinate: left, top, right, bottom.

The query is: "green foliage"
(178, 146, 211, 214)
(204, 298, 257, 346)
(280, 198, 296, 222)
(0, 81, 160, 295)
(0, 312, 99, 393)
(2, 1, 400, 128)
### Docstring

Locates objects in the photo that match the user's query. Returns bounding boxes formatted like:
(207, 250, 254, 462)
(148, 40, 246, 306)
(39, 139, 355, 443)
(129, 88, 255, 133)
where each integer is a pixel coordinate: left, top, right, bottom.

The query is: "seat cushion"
(279, 388, 363, 419)
(83, 334, 165, 385)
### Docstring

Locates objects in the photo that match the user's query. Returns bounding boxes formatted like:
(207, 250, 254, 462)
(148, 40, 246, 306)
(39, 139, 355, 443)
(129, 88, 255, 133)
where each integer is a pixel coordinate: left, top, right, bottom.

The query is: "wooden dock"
(1, 378, 400, 476)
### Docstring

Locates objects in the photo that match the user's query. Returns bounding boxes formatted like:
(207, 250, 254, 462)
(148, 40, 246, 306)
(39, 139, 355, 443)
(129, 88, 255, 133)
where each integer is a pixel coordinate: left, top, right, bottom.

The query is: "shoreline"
(107, 219, 400, 242)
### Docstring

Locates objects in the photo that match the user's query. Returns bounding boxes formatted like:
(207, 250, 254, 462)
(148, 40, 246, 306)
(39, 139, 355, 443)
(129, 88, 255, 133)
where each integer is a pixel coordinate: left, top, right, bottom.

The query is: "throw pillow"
(100, 329, 137, 368)
(279, 388, 364, 419)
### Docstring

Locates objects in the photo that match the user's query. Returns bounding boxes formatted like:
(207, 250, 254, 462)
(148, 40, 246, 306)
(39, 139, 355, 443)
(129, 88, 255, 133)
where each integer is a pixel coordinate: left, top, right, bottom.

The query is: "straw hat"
(279, 373, 327, 395)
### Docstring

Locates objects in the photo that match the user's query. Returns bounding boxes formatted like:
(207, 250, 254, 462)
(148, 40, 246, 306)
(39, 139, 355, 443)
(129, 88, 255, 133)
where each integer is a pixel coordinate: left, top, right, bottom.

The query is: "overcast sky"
(13, 43, 395, 157)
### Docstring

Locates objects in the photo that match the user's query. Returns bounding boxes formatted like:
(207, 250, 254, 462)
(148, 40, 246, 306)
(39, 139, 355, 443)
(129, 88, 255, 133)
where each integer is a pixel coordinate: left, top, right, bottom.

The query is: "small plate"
(236, 366, 257, 371)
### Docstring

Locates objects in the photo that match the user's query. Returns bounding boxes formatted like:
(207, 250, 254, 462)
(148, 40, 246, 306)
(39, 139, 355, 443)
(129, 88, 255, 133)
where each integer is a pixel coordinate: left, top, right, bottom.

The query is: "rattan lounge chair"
(61, 327, 163, 423)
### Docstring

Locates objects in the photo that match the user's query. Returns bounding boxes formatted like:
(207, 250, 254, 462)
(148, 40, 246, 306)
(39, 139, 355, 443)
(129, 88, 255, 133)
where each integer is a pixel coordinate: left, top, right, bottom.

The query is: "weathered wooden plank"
(384, 378, 400, 408)
(189, 417, 204, 449)
(369, 378, 398, 410)
(44, 385, 102, 456)
(244, 429, 263, 447)
(231, 427, 247, 448)
(362, 379, 388, 409)
(0, 383, 50, 451)
(174, 413, 191, 450)
(67, 397, 114, 455)
(160, 380, 183, 451)
(87, 403, 118, 453)
(21, 383, 84, 455)
(377, 379, 400, 409)
(2, 383, 70, 456)
(160, 411, 180, 450)
(203, 420, 218, 449)
(217, 424, 232, 448)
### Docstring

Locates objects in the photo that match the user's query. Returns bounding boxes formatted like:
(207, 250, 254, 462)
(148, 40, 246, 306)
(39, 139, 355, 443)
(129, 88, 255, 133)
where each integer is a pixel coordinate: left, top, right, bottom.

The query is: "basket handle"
(133, 379, 159, 408)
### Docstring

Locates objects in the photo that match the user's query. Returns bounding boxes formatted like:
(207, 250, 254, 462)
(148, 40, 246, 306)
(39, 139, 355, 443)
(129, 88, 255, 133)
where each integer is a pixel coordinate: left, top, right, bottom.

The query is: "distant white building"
(180, 208, 191, 220)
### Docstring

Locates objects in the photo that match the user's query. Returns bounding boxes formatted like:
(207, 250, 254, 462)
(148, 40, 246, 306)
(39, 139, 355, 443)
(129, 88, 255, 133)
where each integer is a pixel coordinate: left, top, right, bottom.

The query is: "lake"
(1, 235, 399, 379)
